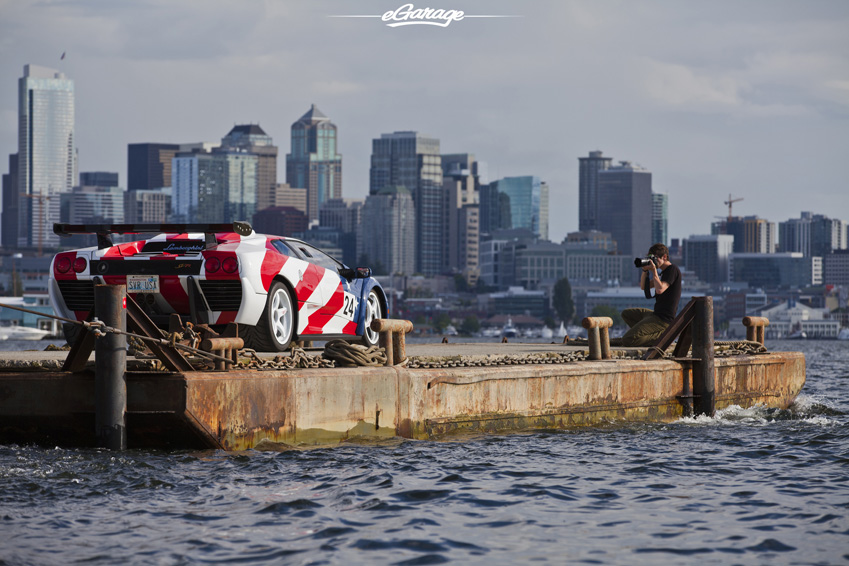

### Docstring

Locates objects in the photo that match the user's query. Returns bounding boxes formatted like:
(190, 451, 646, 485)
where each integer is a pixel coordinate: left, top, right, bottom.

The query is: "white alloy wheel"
(268, 283, 294, 350)
(362, 290, 382, 346)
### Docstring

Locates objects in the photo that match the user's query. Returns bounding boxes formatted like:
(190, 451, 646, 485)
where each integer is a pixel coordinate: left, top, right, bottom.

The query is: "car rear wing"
(53, 221, 253, 249)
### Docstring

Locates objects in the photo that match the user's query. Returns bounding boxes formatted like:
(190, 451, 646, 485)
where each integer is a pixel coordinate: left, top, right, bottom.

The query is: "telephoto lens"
(634, 257, 652, 268)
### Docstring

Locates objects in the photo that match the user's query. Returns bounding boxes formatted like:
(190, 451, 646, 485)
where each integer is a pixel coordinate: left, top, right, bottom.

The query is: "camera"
(634, 256, 655, 268)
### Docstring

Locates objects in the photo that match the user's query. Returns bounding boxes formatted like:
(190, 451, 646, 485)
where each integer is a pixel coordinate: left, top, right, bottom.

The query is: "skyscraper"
(715, 216, 776, 254)
(487, 176, 549, 241)
(1, 154, 18, 248)
(369, 131, 442, 275)
(286, 105, 342, 223)
(578, 150, 612, 232)
(441, 154, 480, 284)
(683, 234, 734, 284)
(127, 143, 179, 191)
(652, 192, 668, 245)
(358, 186, 416, 276)
(172, 147, 257, 224)
(596, 161, 652, 258)
(17, 64, 76, 250)
(221, 124, 277, 212)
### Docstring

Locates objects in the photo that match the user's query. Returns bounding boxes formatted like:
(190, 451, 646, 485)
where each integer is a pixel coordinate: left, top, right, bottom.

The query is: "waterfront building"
(369, 131, 442, 275)
(172, 147, 257, 224)
(286, 105, 342, 223)
(578, 150, 613, 232)
(565, 254, 631, 285)
(2, 154, 18, 249)
(17, 64, 77, 250)
(729, 253, 821, 289)
(751, 300, 841, 339)
(221, 124, 278, 213)
(596, 161, 652, 258)
(652, 192, 668, 246)
(683, 234, 735, 284)
(127, 143, 180, 191)
(358, 186, 416, 276)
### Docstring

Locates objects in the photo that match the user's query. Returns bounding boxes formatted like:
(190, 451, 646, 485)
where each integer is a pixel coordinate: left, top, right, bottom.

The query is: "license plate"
(127, 275, 159, 293)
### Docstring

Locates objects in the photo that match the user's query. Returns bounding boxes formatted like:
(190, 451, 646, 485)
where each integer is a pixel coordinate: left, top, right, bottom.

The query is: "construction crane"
(724, 193, 743, 222)
(20, 189, 53, 257)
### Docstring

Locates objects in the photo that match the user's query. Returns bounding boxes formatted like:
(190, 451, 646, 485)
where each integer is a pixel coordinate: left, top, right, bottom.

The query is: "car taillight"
(222, 257, 238, 274)
(205, 257, 221, 273)
(72, 257, 87, 273)
(56, 257, 71, 273)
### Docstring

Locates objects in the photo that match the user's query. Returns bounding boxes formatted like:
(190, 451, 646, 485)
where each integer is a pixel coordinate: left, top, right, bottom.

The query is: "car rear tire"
(361, 289, 382, 347)
(242, 281, 296, 352)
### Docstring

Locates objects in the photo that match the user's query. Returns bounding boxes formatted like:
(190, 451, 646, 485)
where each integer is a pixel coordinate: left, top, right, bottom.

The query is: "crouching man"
(621, 243, 682, 347)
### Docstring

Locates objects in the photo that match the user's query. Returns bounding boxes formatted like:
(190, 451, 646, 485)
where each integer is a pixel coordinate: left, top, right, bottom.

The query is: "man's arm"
(648, 264, 670, 295)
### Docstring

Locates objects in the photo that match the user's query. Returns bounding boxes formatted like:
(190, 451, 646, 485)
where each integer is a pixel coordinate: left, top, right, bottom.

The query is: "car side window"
(271, 240, 291, 256)
(294, 242, 342, 271)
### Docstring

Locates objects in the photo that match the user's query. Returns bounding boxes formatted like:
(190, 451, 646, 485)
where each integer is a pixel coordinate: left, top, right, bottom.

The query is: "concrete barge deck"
(0, 342, 805, 450)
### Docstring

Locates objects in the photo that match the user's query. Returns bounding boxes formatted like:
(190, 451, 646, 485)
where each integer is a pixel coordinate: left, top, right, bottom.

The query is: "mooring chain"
(322, 340, 388, 367)
(235, 347, 336, 370)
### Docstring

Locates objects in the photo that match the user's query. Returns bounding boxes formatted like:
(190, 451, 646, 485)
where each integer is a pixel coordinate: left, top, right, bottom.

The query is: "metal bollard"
(581, 317, 613, 360)
(370, 319, 414, 366)
(692, 297, 716, 417)
(742, 316, 770, 345)
(94, 285, 127, 450)
(200, 337, 244, 371)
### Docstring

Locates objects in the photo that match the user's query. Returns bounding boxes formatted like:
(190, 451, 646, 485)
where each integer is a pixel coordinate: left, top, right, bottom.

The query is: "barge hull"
(0, 352, 805, 450)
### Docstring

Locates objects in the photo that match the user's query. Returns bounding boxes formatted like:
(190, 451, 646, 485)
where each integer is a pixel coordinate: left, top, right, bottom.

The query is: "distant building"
(127, 143, 180, 191)
(61, 185, 125, 224)
(286, 105, 342, 223)
(479, 183, 512, 235)
(124, 189, 171, 224)
(487, 176, 549, 241)
(501, 240, 565, 290)
(271, 184, 307, 214)
(252, 206, 308, 238)
(441, 153, 481, 285)
(1, 153, 18, 249)
(369, 131, 442, 275)
(824, 250, 849, 286)
(751, 300, 840, 339)
(172, 146, 257, 224)
(578, 150, 612, 232)
(566, 254, 631, 285)
(714, 216, 776, 254)
(683, 234, 734, 284)
(564, 230, 617, 253)
(221, 124, 278, 213)
(358, 186, 416, 276)
(17, 64, 77, 250)
(596, 161, 652, 258)
(729, 253, 821, 289)
(79, 171, 118, 188)
(810, 214, 847, 258)
(292, 226, 345, 262)
(652, 192, 668, 246)
(319, 198, 363, 266)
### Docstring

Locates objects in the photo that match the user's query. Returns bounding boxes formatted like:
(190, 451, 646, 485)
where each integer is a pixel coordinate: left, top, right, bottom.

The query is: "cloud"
(639, 59, 744, 108)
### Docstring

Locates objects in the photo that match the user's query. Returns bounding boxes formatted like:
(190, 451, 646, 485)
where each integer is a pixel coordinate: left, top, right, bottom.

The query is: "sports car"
(49, 221, 387, 352)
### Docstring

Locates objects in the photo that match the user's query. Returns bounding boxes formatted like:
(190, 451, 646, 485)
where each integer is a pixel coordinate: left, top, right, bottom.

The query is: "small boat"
(502, 317, 518, 338)
(0, 326, 51, 341)
(540, 326, 554, 339)
(837, 328, 849, 340)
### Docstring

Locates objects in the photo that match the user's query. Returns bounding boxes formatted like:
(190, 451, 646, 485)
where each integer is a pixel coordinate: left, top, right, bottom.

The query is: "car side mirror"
(356, 267, 372, 279)
(338, 267, 355, 281)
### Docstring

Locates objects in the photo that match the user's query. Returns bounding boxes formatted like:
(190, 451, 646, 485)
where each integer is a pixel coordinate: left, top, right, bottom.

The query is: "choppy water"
(1, 340, 848, 565)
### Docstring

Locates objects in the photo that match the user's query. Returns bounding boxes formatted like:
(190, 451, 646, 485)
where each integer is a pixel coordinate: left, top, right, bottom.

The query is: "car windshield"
(290, 241, 343, 271)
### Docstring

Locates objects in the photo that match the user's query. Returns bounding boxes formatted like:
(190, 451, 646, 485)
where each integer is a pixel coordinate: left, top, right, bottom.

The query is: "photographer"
(620, 243, 682, 347)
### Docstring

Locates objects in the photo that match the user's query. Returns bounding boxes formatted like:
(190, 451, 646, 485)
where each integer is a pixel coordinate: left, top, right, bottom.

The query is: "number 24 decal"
(342, 294, 357, 319)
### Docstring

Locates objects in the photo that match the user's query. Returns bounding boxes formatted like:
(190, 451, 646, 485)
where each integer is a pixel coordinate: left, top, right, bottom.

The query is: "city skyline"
(0, 1, 847, 243)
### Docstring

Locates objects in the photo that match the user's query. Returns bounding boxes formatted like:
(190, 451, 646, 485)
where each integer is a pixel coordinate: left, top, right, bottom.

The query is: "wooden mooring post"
(94, 284, 127, 450)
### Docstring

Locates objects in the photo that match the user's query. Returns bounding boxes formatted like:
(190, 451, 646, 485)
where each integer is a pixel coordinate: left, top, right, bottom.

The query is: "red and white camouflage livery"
(49, 222, 386, 351)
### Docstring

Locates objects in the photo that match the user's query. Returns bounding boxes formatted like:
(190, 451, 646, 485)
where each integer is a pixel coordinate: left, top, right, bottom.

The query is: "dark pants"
(621, 308, 669, 347)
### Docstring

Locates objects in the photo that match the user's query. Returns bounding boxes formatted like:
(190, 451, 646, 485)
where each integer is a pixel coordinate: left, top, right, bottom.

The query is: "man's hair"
(648, 243, 669, 258)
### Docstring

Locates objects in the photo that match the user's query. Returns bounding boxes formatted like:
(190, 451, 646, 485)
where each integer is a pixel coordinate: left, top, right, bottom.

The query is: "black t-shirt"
(653, 263, 682, 322)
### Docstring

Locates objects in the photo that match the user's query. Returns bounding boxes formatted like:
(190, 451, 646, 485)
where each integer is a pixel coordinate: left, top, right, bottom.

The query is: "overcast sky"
(1, 0, 847, 243)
